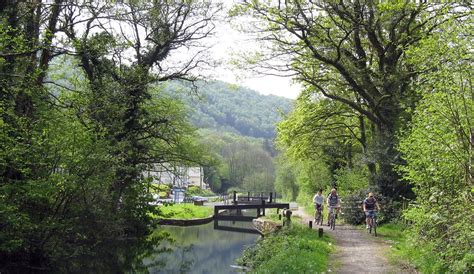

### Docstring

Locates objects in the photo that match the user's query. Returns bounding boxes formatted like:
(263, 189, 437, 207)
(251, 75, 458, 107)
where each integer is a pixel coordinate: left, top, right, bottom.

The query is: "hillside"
(164, 81, 293, 139)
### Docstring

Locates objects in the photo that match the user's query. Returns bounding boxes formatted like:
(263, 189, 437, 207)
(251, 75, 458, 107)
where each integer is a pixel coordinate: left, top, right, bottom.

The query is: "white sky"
(206, 2, 301, 99)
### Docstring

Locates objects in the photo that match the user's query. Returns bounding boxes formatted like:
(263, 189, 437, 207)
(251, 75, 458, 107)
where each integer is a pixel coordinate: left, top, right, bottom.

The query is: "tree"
(61, 1, 221, 215)
(1, 1, 221, 270)
(274, 155, 298, 201)
(398, 16, 473, 272)
(233, 0, 467, 199)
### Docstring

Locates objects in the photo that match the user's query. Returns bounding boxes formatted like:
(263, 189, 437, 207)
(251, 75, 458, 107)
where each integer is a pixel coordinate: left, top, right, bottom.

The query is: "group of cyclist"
(312, 188, 380, 229)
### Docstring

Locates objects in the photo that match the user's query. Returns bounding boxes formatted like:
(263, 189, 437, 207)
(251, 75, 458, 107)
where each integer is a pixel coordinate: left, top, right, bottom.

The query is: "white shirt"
(313, 194, 324, 205)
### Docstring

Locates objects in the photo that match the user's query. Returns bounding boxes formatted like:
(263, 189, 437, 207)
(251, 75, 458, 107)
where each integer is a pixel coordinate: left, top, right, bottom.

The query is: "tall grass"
(377, 223, 451, 273)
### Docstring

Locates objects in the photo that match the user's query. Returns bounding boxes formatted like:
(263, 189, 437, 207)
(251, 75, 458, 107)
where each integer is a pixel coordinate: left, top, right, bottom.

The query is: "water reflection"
(144, 214, 260, 273)
(3, 211, 260, 273)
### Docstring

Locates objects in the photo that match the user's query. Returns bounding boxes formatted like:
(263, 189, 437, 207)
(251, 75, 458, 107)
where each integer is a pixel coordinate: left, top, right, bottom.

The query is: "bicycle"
(314, 205, 323, 226)
(366, 210, 377, 236)
(328, 206, 338, 230)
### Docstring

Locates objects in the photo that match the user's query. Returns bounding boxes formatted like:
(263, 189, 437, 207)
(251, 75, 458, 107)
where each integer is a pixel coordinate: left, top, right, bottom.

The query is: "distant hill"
(163, 81, 293, 139)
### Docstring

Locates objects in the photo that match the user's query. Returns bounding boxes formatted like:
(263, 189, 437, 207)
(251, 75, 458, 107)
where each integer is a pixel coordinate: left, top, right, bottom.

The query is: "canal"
(143, 212, 260, 273)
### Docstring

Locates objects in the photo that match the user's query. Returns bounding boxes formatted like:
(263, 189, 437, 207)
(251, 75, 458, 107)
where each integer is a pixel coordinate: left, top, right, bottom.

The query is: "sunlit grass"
(237, 222, 333, 273)
(151, 204, 214, 220)
(375, 223, 447, 273)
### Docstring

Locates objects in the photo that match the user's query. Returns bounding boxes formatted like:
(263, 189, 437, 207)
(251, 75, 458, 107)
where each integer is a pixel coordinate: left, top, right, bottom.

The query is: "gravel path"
(293, 208, 413, 274)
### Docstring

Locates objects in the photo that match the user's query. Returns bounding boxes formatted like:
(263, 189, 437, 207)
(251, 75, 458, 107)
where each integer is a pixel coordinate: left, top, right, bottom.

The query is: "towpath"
(292, 207, 414, 274)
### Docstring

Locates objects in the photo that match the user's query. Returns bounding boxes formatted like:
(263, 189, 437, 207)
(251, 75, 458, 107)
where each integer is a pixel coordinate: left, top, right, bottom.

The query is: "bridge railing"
(230, 191, 277, 204)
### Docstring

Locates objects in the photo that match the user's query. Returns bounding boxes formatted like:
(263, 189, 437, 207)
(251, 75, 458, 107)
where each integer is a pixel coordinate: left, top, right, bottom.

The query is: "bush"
(186, 185, 214, 196)
(341, 189, 402, 225)
(340, 190, 366, 225)
(158, 191, 168, 199)
(150, 184, 171, 194)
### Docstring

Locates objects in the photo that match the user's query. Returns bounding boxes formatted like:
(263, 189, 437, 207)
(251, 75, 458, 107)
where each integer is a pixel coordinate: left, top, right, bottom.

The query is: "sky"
(206, 2, 302, 99)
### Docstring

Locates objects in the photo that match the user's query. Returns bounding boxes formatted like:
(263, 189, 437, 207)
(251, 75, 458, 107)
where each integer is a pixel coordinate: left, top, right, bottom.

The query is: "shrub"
(340, 190, 366, 225)
(158, 191, 168, 199)
(341, 189, 401, 225)
(186, 185, 214, 196)
(150, 184, 171, 194)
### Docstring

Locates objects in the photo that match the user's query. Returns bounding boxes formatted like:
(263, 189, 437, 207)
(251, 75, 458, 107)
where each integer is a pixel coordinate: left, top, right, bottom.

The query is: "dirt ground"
(293, 208, 414, 274)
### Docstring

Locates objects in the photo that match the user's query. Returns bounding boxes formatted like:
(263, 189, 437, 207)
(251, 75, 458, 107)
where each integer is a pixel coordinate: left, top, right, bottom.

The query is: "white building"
(145, 164, 207, 189)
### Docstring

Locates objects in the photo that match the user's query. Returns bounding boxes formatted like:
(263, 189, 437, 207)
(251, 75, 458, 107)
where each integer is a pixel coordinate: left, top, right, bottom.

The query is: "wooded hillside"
(164, 80, 293, 139)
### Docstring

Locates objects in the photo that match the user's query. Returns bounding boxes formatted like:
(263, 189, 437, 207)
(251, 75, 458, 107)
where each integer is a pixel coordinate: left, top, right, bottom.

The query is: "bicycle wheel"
(330, 216, 335, 230)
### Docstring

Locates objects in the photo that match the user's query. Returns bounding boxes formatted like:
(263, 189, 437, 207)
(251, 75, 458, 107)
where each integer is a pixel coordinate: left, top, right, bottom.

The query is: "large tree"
(1, 1, 220, 270)
(235, 0, 466, 198)
(61, 1, 221, 215)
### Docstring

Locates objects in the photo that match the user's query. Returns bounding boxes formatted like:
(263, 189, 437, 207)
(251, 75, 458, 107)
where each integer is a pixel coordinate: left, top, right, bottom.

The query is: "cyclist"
(326, 188, 341, 226)
(312, 189, 324, 224)
(363, 192, 380, 229)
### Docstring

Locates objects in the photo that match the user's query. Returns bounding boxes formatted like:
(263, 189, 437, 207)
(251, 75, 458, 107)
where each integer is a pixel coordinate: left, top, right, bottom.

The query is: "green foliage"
(226, 187, 242, 195)
(150, 184, 172, 194)
(237, 223, 333, 273)
(341, 190, 400, 225)
(397, 17, 473, 272)
(0, 1, 219, 270)
(198, 130, 276, 192)
(158, 192, 168, 199)
(154, 204, 213, 220)
(164, 80, 293, 139)
(274, 155, 298, 201)
(377, 223, 473, 273)
(334, 168, 369, 197)
(340, 190, 368, 225)
(186, 185, 214, 197)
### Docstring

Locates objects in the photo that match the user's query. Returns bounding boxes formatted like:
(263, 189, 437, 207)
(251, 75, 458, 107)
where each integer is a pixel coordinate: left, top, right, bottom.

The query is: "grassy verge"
(237, 222, 333, 273)
(151, 204, 214, 220)
(375, 223, 448, 273)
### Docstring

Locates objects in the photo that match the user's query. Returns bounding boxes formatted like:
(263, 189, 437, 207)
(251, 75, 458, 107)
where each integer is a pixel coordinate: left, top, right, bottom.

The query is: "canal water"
(142, 213, 260, 273)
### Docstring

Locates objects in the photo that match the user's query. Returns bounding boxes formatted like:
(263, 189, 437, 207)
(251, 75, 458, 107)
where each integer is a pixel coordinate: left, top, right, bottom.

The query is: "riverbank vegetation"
(237, 223, 332, 273)
(0, 1, 221, 271)
(154, 204, 213, 220)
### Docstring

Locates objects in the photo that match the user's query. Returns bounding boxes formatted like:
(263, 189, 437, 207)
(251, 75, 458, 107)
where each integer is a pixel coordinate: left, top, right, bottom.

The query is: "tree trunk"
(359, 114, 377, 185)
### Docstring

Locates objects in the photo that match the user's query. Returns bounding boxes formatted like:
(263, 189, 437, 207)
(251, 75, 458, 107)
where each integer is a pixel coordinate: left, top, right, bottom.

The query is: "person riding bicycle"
(326, 188, 341, 226)
(363, 192, 380, 229)
(312, 189, 324, 223)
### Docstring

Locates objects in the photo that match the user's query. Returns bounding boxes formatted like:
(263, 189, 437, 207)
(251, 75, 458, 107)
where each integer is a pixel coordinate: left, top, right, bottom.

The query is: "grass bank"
(152, 204, 214, 220)
(376, 223, 453, 273)
(237, 222, 333, 273)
